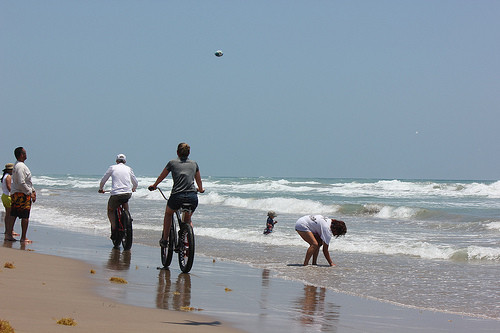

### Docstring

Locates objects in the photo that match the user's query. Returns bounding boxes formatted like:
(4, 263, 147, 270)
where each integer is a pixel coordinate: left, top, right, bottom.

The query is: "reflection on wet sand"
(294, 285, 340, 332)
(156, 269, 192, 310)
(106, 249, 131, 271)
(259, 269, 271, 321)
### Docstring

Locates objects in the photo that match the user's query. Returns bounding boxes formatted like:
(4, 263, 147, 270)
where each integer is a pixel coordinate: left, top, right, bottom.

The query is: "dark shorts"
(10, 192, 32, 219)
(108, 193, 132, 210)
(167, 191, 198, 212)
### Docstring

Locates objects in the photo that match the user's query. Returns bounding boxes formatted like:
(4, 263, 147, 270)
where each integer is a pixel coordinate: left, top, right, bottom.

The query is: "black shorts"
(167, 191, 198, 211)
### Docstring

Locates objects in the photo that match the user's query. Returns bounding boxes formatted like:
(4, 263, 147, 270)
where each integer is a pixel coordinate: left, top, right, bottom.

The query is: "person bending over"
(295, 215, 347, 266)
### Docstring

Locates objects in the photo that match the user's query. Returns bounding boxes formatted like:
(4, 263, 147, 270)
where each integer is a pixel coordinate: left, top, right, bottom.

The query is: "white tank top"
(2, 174, 10, 195)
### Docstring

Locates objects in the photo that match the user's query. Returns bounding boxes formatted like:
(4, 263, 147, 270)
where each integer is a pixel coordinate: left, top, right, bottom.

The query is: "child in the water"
(263, 211, 278, 234)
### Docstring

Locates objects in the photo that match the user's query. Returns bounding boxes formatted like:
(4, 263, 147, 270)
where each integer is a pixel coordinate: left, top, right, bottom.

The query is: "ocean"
(29, 175, 500, 320)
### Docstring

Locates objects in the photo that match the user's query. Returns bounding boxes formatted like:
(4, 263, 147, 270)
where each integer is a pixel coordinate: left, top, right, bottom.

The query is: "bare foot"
(13, 232, 20, 236)
(4, 236, 18, 242)
(20, 238, 32, 243)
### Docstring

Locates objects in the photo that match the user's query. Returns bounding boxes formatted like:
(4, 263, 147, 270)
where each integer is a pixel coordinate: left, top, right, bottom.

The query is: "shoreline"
(1, 221, 499, 332)
(0, 246, 243, 333)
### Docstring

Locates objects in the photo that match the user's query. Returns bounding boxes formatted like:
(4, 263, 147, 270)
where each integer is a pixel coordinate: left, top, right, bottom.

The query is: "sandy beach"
(0, 246, 243, 333)
(1, 221, 499, 333)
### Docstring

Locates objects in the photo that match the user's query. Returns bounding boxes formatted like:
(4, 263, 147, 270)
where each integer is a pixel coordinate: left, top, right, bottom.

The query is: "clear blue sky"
(1, 1, 499, 180)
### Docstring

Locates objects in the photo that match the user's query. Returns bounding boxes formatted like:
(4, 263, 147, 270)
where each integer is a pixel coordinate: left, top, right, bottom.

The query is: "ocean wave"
(200, 192, 339, 215)
(32, 175, 500, 201)
(485, 221, 500, 231)
(33, 176, 99, 188)
(30, 206, 107, 233)
(196, 227, 500, 262)
(196, 227, 304, 247)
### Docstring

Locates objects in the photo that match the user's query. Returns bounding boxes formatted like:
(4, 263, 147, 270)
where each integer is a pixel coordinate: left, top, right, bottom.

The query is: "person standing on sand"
(5, 147, 36, 243)
(2, 163, 14, 234)
(295, 215, 346, 266)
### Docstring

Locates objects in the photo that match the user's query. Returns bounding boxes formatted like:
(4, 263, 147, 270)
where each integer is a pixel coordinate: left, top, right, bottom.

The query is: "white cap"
(116, 154, 126, 162)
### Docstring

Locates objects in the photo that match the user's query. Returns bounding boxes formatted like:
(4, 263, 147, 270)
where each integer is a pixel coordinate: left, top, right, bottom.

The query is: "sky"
(1, 1, 499, 180)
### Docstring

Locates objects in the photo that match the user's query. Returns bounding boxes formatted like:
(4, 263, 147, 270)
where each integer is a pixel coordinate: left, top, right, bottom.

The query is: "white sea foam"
(465, 245, 500, 260)
(485, 221, 500, 231)
(374, 205, 423, 219)
(33, 175, 500, 200)
(31, 206, 107, 233)
(33, 176, 99, 188)
(200, 192, 339, 215)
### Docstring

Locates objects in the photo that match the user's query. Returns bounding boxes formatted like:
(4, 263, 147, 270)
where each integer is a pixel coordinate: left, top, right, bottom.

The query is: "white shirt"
(100, 163, 138, 195)
(295, 215, 333, 245)
(2, 174, 11, 195)
(11, 161, 34, 195)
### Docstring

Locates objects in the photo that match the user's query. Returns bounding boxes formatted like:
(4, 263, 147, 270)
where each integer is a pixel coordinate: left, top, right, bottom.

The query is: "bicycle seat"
(180, 203, 193, 211)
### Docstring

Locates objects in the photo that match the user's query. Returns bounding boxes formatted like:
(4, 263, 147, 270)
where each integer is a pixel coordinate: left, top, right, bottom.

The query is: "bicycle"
(112, 202, 133, 250)
(154, 187, 195, 273)
(100, 190, 133, 250)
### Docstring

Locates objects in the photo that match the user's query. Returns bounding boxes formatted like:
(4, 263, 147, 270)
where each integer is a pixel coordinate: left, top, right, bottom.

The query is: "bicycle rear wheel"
(121, 209, 133, 250)
(178, 223, 195, 273)
(161, 223, 175, 268)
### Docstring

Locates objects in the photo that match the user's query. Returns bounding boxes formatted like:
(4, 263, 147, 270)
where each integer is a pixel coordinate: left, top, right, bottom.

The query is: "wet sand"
(1, 221, 499, 332)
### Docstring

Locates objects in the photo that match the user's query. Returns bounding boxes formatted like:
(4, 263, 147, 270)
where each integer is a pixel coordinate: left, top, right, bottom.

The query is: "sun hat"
(3, 163, 14, 172)
(267, 211, 277, 218)
(116, 154, 126, 162)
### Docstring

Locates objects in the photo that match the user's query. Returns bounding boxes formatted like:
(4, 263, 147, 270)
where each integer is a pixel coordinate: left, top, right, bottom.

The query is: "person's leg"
(5, 194, 19, 241)
(4, 206, 19, 236)
(107, 203, 116, 230)
(2, 196, 10, 233)
(20, 217, 32, 243)
(162, 206, 175, 242)
(4, 215, 17, 241)
(311, 234, 323, 265)
(183, 211, 193, 227)
(107, 196, 120, 232)
(296, 230, 319, 266)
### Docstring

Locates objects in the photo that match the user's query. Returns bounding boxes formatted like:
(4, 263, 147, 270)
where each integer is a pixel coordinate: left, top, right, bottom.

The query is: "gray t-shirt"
(166, 158, 199, 195)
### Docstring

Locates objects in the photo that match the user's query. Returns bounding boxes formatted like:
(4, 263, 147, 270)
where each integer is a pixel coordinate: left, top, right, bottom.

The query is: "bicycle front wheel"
(178, 224, 195, 273)
(121, 210, 133, 250)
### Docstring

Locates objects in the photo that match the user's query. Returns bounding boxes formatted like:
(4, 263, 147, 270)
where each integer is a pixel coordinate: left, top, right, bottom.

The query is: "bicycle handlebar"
(156, 187, 169, 201)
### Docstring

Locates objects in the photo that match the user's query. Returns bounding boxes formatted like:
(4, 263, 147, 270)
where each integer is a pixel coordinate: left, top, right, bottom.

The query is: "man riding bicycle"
(99, 154, 138, 241)
(148, 143, 204, 248)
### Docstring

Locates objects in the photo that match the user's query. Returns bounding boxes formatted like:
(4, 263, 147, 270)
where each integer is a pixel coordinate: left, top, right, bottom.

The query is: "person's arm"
(149, 167, 170, 190)
(17, 166, 33, 195)
(322, 243, 335, 266)
(99, 167, 112, 192)
(130, 169, 139, 192)
(6, 175, 11, 193)
(195, 170, 204, 193)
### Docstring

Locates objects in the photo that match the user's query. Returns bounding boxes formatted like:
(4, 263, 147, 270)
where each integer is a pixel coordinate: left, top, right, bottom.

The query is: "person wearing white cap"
(99, 154, 138, 241)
